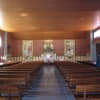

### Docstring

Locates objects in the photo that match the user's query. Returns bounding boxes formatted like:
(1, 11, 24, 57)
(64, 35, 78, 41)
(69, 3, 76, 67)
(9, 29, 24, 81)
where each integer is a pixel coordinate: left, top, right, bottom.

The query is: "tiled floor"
(22, 65, 75, 100)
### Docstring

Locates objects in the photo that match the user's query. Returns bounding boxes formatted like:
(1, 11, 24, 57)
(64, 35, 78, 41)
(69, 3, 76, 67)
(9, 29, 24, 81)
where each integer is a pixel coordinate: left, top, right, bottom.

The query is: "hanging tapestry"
(64, 40, 75, 58)
(23, 40, 33, 56)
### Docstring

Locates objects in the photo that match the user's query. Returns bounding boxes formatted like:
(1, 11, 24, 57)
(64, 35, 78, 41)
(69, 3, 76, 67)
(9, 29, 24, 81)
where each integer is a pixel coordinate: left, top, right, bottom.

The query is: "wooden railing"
(2, 56, 91, 62)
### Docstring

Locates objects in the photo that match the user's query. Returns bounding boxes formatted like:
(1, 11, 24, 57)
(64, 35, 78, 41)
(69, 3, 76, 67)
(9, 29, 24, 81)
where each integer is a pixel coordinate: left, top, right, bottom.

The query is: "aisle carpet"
(22, 65, 75, 100)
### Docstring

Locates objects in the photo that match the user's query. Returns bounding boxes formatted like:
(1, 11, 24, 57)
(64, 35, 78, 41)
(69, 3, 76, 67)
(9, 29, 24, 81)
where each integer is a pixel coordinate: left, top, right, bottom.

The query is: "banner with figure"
(64, 40, 75, 59)
(23, 40, 33, 56)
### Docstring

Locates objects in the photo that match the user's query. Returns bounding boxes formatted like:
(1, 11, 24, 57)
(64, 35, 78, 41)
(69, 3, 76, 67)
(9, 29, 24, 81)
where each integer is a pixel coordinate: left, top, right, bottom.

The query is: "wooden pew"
(56, 61, 100, 100)
(0, 96, 21, 100)
(75, 84, 100, 100)
(0, 62, 42, 99)
(0, 62, 21, 67)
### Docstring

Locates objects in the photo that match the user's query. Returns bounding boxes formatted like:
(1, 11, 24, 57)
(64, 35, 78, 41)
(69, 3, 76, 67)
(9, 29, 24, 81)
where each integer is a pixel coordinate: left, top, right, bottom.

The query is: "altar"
(41, 40, 56, 63)
(42, 53, 56, 63)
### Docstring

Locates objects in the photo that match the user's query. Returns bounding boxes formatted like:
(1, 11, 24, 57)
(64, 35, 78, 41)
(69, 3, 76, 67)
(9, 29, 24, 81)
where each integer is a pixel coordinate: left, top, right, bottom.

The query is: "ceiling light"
(20, 13, 28, 17)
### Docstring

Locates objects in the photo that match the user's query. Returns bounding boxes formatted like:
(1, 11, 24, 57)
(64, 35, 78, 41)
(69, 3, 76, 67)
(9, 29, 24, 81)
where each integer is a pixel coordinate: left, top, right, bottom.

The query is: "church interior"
(0, 0, 100, 100)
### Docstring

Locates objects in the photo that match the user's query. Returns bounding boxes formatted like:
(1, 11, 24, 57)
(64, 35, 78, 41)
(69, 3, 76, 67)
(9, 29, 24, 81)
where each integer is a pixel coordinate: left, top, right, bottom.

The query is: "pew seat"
(0, 96, 21, 100)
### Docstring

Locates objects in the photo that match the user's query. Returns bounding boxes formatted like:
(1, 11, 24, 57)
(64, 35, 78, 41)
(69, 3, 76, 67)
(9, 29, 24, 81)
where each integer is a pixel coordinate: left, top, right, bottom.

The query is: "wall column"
(3, 32, 7, 61)
(90, 31, 96, 62)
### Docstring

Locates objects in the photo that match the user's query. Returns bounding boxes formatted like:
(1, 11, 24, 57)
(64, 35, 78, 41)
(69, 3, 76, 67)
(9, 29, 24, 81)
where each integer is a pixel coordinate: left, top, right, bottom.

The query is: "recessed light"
(20, 13, 28, 17)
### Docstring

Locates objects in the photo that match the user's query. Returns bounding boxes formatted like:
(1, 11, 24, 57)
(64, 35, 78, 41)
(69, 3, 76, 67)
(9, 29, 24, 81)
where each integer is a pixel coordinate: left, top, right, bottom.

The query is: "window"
(94, 29, 100, 39)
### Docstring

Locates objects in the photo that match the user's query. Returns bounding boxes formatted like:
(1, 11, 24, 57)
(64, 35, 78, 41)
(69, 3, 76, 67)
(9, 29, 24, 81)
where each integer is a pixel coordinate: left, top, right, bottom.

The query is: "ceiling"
(0, 0, 100, 39)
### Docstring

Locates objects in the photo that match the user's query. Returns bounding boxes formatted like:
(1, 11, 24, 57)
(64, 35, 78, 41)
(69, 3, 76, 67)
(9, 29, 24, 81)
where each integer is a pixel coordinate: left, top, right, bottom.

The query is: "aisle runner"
(22, 65, 75, 100)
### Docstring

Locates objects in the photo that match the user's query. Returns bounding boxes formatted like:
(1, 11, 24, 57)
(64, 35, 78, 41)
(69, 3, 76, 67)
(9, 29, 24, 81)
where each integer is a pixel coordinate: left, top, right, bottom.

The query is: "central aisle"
(22, 65, 75, 100)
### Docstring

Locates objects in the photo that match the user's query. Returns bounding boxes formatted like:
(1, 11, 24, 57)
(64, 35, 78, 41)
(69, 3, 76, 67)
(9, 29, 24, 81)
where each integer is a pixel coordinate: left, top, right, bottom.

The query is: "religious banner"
(23, 40, 33, 56)
(64, 40, 75, 58)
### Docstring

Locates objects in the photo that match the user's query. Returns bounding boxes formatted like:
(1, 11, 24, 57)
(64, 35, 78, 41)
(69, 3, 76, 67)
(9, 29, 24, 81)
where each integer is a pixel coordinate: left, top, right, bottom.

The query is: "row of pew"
(56, 61, 100, 100)
(0, 61, 42, 100)
(0, 62, 21, 67)
(77, 61, 96, 67)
